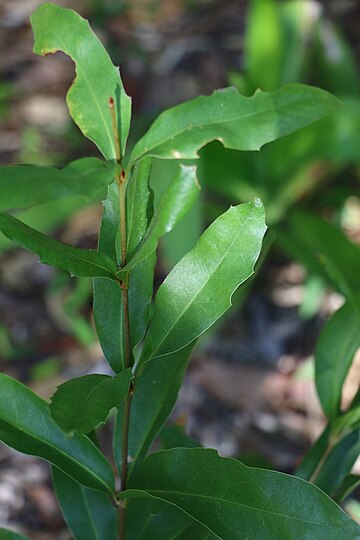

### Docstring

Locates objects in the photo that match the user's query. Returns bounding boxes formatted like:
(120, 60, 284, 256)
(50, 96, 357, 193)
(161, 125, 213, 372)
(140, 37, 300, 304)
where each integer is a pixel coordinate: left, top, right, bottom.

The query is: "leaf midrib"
(145, 489, 349, 531)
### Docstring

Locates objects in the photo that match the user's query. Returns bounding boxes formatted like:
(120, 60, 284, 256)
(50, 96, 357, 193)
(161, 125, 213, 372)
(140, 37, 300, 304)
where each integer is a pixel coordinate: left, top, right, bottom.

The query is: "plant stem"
(118, 178, 132, 540)
(109, 96, 132, 540)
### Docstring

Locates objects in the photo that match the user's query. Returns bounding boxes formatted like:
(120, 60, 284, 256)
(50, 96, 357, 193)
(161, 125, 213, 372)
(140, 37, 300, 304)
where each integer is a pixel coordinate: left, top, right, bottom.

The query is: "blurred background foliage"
(0, 0, 360, 535)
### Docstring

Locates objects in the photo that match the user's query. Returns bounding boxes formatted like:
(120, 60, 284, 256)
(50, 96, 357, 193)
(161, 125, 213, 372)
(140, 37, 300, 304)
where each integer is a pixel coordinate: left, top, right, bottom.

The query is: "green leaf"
(315, 300, 360, 419)
(0, 530, 30, 540)
(0, 373, 114, 494)
(296, 426, 330, 481)
(245, 0, 284, 92)
(31, 3, 131, 159)
(0, 158, 115, 212)
(277, 211, 360, 296)
(296, 426, 360, 497)
(126, 159, 156, 351)
(137, 504, 209, 540)
(119, 165, 200, 274)
(0, 213, 118, 280)
(314, 19, 360, 97)
(245, 0, 317, 93)
(50, 369, 132, 433)
(93, 182, 123, 372)
(333, 410, 360, 437)
(315, 430, 360, 496)
(139, 199, 266, 367)
(334, 474, 360, 503)
(126, 158, 153, 257)
(160, 424, 200, 450)
(128, 84, 339, 165)
(0, 197, 95, 254)
(122, 448, 360, 539)
(94, 163, 155, 372)
(52, 468, 117, 540)
(115, 344, 194, 478)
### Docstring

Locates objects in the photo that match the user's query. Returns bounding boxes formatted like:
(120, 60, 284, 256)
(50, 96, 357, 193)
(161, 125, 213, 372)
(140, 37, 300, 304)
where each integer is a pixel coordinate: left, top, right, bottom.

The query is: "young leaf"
(122, 448, 360, 539)
(50, 369, 132, 434)
(118, 165, 200, 275)
(0, 158, 116, 212)
(128, 84, 339, 165)
(115, 344, 194, 477)
(126, 159, 156, 351)
(126, 158, 153, 257)
(0, 530, 30, 540)
(315, 301, 360, 419)
(0, 213, 118, 280)
(93, 182, 124, 372)
(31, 3, 131, 159)
(52, 467, 117, 540)
(139, 199, 266, 367)
(94, 164, 155, 372)
(0, 373, 114, 494)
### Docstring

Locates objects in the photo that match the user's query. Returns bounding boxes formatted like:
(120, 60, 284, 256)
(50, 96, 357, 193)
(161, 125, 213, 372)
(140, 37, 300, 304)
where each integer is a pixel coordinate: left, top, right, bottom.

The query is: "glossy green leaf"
(0, 530, 30, 540)
(0, 213, 118, 280)
(115, 344, 194, 478)
(315, 301, 360, 419)
(52, 467, 117, 540)
(0, 373, 114, 494)
(334, 474, 360, 503)
(122, 448, 360, 539)
(31, 3, 131, 159)
(128, 84, 339, 165)
(139, 200, 266, 367)
(119, 165, 200, 274)
(50, 369, 132, 433)
(0, 158, 115, 212)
